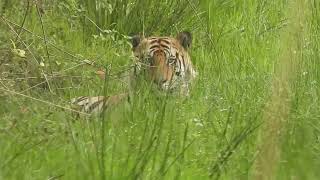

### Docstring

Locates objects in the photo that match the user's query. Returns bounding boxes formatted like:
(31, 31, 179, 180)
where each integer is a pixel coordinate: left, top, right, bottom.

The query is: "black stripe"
(182, 55, 186, 69)
(161, 39, 170, 44)
(160, 43, 170, 49)
(177, 57, 182, 70)
(150, 44, 160, 49)
(149, 49, 157, 54)
(163, 48, 171, 55)
(73, 96, 87, 104)
(88, 97, 108, 112)
(150, 39, 158, 44)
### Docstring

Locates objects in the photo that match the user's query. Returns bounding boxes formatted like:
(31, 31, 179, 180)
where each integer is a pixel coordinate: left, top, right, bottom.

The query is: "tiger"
(71, 31, 197, 114)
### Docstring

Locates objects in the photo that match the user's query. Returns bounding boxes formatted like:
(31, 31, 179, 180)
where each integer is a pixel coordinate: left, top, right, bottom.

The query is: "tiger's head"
(131, 31, 196, 93)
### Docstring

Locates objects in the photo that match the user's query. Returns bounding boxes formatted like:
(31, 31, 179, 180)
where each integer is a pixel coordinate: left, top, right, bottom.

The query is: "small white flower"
(40, 61, 45, 67)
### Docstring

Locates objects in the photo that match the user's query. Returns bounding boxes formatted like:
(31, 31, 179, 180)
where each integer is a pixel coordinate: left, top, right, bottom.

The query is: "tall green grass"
(0, 0, 320, 179)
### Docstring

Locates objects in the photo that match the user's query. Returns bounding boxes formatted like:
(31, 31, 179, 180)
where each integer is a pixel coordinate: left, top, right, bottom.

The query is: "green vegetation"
(0, 0, 319, 179)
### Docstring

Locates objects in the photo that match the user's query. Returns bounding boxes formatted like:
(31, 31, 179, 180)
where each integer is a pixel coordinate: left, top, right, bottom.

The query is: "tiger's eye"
(168, 58, 175, 65)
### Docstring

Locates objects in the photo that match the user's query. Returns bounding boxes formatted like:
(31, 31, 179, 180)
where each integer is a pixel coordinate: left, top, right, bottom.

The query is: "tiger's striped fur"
(70, 93, 128, 114)
(71, 31, 196, 114)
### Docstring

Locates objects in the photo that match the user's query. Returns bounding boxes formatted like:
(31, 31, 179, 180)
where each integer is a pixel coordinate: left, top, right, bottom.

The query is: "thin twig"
(1, 16, 53, 93)
(0, 75, 86, 81)
(19, 80, 47, 93)
(14, 0, 30, 42)
(1, 17, 39, 65)
(2, 17, 86, 64)
(36, 4, 53, 93)
(2, 17, 136, 75)
(0, 87, 90, 116)
(42, 72, 53, 93)
(36, 3, 51, 71)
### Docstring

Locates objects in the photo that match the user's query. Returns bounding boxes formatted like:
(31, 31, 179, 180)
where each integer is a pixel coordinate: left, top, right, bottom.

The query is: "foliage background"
(0, 0, 319, 179)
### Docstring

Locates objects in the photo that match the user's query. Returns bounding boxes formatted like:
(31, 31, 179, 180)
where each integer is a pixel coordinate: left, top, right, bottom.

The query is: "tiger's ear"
(131, 35, 141, 49)
(176, 31, 192, 50)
